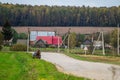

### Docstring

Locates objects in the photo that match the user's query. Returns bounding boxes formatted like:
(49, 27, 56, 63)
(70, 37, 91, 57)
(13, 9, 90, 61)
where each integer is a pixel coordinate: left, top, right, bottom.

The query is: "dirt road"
(39, 52, 120, 80)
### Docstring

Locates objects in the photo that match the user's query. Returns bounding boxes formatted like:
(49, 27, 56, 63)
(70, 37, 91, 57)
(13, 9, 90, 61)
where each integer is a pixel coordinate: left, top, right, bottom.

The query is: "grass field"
(0, 26, 114, 34)
(2, 46, 120, 67)
(64, 52, 120, 66)
(0, 51, 86, 80)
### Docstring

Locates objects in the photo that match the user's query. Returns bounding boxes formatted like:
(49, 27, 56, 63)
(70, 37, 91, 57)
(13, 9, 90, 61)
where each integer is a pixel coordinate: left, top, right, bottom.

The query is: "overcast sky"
(0, 0, 120, 7)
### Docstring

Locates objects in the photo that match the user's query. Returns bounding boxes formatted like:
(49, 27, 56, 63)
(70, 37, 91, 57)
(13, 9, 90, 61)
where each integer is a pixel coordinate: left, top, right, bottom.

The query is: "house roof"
(36, 39, 47, 44)
(83, 39, 92, 45)
(36, 36, 52, 44)
(36, 36, 62, 45)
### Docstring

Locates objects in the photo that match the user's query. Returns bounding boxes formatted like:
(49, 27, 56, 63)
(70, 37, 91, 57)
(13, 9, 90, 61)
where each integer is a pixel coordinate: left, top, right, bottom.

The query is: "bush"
(48, 45, 56, 48)
(10, 44, 27, 51)
(88, 45, 94, 54)
(0, 32, 4, 50)
(67, 49, 85, 54)
(18, 33, 27, 39)
(0, 45, 2, 51)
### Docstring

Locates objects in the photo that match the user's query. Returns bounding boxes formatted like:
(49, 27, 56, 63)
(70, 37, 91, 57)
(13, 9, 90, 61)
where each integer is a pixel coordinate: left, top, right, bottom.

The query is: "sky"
(0, 0, 120, 7)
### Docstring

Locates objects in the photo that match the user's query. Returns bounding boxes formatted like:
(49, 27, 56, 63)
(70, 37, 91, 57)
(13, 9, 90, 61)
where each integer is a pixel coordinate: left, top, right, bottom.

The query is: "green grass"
(61, 48, 120, 66)
(1, 46, 10, 51)
(0, 52, 86, 80)
(30, 47, 66, 53)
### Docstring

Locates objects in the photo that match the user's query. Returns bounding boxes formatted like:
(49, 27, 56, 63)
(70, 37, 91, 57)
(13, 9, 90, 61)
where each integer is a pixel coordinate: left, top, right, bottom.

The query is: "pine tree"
(2, 20, 13, 42)
(12, 29, 18, 44)
(0, 32, 4, 50)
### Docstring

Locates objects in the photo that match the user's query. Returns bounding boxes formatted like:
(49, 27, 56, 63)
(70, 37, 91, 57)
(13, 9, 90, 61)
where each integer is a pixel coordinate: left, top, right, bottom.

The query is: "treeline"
(0, 3, 120, 27)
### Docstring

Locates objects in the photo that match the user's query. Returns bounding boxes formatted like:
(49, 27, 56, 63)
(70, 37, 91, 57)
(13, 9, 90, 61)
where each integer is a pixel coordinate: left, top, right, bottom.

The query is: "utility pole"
(102, 31, 105, 55)
(92, 31, 105, 55)
(67, 28, 71, 53)
(27, 28, 30, 53)
(91, 33, 94, 42)
(117, 24, 119, 55)
(57, 32, 60, 53)
(92, 32, 101, 55)
(61, 34, 68, 47)
(68, 34, 70, 53)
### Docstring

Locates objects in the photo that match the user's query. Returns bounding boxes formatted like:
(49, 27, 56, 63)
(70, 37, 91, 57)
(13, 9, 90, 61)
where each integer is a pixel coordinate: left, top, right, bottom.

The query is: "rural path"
(33, 52, 120, 80)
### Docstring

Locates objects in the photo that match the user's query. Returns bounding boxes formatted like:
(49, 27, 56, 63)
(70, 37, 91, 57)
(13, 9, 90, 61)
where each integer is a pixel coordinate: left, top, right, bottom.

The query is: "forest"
(0, 3, 120, 27)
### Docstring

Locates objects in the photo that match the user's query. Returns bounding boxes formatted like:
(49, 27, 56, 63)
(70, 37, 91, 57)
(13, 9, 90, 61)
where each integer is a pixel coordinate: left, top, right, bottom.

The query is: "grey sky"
(0, 0, 120, 7)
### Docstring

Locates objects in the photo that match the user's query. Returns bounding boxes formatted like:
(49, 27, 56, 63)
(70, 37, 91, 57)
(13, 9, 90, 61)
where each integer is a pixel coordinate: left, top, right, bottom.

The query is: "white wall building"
(30, 31, 55, 41)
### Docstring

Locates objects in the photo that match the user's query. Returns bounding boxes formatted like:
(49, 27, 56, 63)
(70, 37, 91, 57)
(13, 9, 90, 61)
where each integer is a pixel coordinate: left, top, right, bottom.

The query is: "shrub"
(88, 45, 94, 54)
(10, 44, 27, 51)
(18, 33, 27, 39)
(0, 32, 4, 50)
(0, 45, 2, 51)
(48, 45, 56, 48)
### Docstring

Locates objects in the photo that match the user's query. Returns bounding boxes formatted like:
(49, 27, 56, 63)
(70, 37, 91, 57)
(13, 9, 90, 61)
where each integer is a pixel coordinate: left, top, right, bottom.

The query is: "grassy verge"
(1, 46, 10, 51)
(0, 52, 86, 80)
(2, 46, 119, 65)
(64, 52, 120, 66)
(30, 47, 120, 65)
(30, 47, 66, 52)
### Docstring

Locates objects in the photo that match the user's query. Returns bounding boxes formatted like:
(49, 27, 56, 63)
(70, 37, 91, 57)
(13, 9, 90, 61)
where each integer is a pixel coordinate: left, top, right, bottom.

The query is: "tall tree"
(0, 3, 120, 27)
(0, 32, 4, 50)
(2, 20, 13, 42)
(104, 32, 111, 44)
(12, 29, 18, 44)
(18, 33, 27, 39)
(110, 29, 120, 48)
(76, 34, 85, 47)
(69, 32, 76, 48)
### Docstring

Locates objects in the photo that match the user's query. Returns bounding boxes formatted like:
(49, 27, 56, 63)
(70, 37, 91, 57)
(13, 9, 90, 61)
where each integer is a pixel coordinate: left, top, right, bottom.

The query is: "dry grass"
(80, 55, 120, 62)
(64, 52, 120, 65)
(0, 26, 116, 35)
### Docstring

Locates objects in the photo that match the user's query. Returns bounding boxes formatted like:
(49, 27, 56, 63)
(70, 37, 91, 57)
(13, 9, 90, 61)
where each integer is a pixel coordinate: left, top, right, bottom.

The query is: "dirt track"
(41, 52, 120, 80)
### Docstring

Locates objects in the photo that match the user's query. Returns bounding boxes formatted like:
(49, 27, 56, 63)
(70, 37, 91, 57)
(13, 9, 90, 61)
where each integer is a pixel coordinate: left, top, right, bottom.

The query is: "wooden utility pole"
(102, 32, 105, 55)
(117, 24, 119, 55)
(92, 32, 101, 54)
(27, 28, 30, 53)
(57, 32, 60, 53)
(91, 34, 94, 42)
(92, 31, 105, 55)
(67, 28, 71, 53)
(68, 34, 70, 53)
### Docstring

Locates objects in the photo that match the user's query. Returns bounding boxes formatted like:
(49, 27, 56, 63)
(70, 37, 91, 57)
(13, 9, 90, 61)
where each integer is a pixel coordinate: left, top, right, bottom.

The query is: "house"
(29, 31, 62, 47)
(93, 41, 102, 49)
(34, 36, 62, 47)
(83, 39, 92, 46)
(81, 39, 92, 49)
(34, 39, 47, 48)
(17, 39, 27, 45)
(36, 36, 52, 44)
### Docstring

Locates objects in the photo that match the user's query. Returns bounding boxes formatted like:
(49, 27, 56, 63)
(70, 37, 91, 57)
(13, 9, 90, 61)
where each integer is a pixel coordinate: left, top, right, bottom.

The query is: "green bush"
(0, 45, 2, 51)
(18, 33, 27, 39)
(48, 45, 56, 48)
(88, 45, 94, 54)
(10, 44, 27, 51)
(0, 32, 4, 50)
(68, 49, 85, 54)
